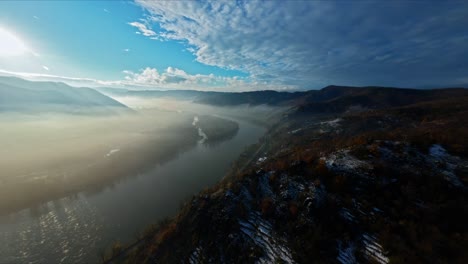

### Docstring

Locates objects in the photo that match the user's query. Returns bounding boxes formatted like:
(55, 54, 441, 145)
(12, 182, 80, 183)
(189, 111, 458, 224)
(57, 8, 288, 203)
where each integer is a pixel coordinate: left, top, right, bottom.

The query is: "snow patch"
(321, 118, 341, 128)
(337, 241, 357, 264)
(429, 144, 447, 158)
(257, 156, 268, 164)
(288, 128, 302, 134)
(428, 144, 465, 187)
(239, 212, 295, 263)
(323, 150, 371, 173)
(188, 245, 202, 264)
(373, 207, 383, 213)
(362, 233, 389, 264)
(340, 208, 356, 223)
(278, 174, 305, 201)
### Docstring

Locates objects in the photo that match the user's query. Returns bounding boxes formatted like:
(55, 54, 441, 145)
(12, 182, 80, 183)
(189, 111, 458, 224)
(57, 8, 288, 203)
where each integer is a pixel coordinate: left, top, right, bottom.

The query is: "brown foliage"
(289, 202, 299, 218)
(260, 197, 274, 216)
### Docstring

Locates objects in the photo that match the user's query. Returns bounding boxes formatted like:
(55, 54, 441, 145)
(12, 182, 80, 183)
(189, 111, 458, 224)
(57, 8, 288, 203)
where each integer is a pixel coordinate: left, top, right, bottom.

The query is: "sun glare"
(0, 27, 28, 56)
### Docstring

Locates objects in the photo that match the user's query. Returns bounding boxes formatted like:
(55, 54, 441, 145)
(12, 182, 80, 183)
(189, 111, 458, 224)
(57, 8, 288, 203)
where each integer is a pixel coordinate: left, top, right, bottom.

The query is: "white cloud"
(122, 67, 294, 91)
(42, 65, 49, 71)
(0, 68, 293, 92)
(103, 9, 110, 13)
(128, 21, 156, 37)
(123, 67, 222, 87)
(123, 48, 130, 52)
(133, 0, 468, 88)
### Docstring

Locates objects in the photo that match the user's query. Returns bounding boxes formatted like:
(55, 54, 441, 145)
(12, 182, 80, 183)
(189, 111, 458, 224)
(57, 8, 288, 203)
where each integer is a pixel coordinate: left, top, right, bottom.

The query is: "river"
(0, 117, 266, 264)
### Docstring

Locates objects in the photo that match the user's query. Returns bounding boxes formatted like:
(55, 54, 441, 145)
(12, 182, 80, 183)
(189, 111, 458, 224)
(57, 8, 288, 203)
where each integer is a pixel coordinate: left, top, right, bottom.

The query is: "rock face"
(110, 90, 468, 264)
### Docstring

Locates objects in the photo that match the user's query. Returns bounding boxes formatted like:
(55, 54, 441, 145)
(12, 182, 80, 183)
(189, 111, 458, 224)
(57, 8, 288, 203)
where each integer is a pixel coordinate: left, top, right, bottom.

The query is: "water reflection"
(0, 118, 265, 263)
(0, 195, 104, 264)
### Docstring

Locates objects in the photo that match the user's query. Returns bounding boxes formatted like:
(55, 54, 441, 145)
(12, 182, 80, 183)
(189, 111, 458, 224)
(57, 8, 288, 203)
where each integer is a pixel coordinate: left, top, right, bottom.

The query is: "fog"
(0, 97, 286, 215)
(111, 95, 288, 126)
(0, 108, 195, 213)
(0, 95, 288, 263)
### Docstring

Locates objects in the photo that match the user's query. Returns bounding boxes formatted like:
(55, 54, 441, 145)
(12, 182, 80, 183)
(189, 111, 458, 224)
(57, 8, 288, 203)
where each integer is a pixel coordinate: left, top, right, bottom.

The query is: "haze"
(1, 1, 467, 264)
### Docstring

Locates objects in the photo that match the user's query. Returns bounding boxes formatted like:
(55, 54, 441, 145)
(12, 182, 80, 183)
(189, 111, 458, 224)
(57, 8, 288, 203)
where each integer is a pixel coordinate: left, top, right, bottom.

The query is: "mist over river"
(0, 116, 266, 264)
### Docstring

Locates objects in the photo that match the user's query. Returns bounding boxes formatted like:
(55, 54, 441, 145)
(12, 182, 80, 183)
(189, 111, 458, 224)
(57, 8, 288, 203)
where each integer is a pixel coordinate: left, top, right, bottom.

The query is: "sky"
(0, 0, 467, 91)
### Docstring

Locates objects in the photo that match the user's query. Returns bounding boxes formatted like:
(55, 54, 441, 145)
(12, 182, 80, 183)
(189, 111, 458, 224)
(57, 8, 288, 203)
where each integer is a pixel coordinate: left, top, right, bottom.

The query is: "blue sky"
(0, 1, 467, 91)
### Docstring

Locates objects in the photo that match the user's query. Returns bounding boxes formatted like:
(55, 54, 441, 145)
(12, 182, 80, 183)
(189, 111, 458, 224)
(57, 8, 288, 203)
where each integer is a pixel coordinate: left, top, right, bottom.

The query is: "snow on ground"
(288, 128, 302, 134)
(337, 240, 357, 264)
(375, 142, 465, 188)
(323, 150, 372, 173)
(239, 212, 295, 264)
(362, 233, 389, 264)
(257, 157, 268, 164)
(428, 144, 465, 187)
(441, 170, 462, 187)
(188, 245, 202, 264)
(429, 144, 447, 158)
(352, 199, 368, 217)
(320, 118, 341, 128)
(279, 174, 305, 200)
(340, 208, 356, 223)
(373, 207, 383, 213)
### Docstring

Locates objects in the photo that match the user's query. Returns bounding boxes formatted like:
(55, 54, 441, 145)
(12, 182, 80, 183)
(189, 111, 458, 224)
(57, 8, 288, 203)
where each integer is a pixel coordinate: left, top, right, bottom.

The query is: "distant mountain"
(193, 90, 305, 106)
(194, 85, 468, 111)
(295, 85, 468, 114)
(97, 87, 202, 100)
(0, 76, 128, 114)
(99, 85, 468, 112)
(97, 87, 305, 106)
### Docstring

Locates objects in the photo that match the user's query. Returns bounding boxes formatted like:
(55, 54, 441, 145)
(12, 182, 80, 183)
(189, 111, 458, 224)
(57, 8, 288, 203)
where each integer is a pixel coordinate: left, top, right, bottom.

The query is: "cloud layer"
(122, 67, 293, 91)
(132, 0, 468, 89)
(0, 67, 293, 92)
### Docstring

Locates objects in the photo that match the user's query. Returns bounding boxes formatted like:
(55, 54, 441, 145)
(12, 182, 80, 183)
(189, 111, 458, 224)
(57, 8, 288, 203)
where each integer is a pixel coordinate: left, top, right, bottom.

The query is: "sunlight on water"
(0, 196, 104, 263)
(0, 116, 266, 263)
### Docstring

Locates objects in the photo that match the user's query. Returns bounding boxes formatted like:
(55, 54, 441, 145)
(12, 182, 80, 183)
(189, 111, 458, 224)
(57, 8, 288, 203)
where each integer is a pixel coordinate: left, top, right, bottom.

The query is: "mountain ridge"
(0, 76, 128, 114)
(98, 85, 468, 110)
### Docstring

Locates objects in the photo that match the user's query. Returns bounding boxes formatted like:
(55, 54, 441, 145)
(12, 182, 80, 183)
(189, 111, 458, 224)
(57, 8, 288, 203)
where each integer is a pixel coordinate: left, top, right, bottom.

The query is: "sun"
(0, 27, 28, 56)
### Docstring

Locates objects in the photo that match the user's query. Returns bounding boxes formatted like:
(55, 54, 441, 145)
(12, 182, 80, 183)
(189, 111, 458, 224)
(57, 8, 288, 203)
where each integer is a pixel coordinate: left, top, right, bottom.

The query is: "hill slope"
(0, 76, 128, 114)
(106, 87, 468, 264)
